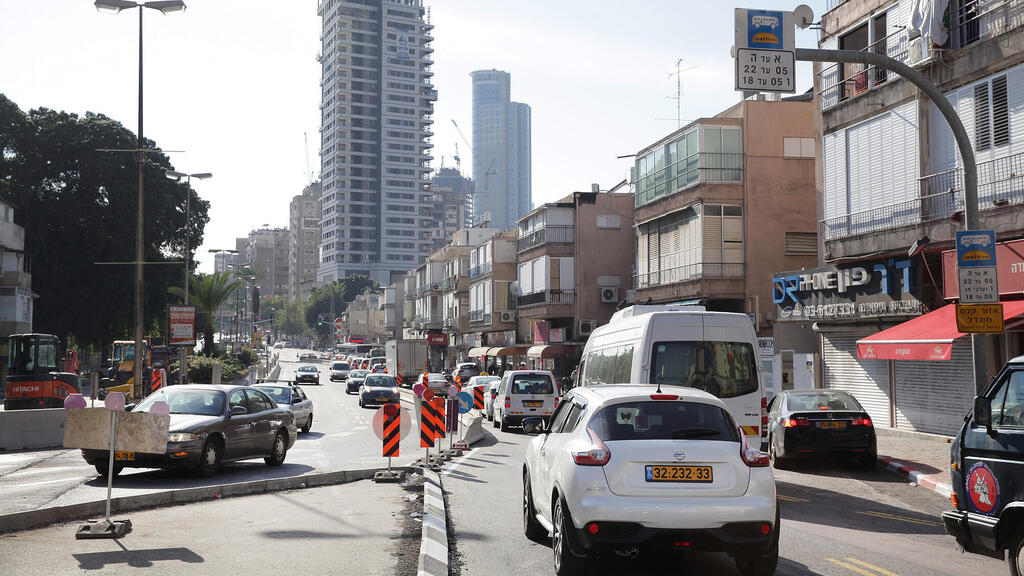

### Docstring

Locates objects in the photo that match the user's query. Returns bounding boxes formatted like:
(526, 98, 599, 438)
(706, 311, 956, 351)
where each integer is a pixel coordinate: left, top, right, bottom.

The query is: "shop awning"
(467, 347, 490, 358)
(527, 344, 570, 358)
(857, 301, 1024, 360)
(487, 346, 529, 356)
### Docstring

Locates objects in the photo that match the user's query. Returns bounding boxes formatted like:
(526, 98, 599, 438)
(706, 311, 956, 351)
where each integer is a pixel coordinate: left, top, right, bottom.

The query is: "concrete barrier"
(0, 408, 67, 451)
(462, 412, 484, 445)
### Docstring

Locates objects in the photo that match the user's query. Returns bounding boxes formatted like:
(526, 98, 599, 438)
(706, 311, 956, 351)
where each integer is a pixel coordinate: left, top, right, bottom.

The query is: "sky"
(0, 0, 827, 274)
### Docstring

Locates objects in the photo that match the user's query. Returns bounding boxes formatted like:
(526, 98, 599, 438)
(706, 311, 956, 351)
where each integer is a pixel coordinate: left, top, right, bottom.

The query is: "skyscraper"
(470, 69, 531, 230)
(317, 0, 436, 287)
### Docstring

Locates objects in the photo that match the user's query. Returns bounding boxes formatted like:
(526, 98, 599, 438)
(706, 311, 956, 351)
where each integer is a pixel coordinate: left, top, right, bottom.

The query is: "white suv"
(522, 385, 778, 576)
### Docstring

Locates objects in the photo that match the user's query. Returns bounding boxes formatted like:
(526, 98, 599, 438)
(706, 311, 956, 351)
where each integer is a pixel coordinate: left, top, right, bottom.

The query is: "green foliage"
(0, 95, 210, 347)
(169, 272, 240, 355)
(237, 346, 257, 366)
(187, 354, 239, 383)
(304, 276, 378, 342)
(275, 298, 307, 337)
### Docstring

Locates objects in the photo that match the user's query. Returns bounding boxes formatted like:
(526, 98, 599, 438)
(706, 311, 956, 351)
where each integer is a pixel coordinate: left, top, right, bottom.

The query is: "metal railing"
(820, 151, 1024, 241)
(634, 153, 743, 207)
(467, 261, 492, 278)
(442, 276, 458, 292)
(817, 28, 911, 112)
(516, 226, 575, 252)
(949, 0, 1024, 50)
(634, 262, 745, 289)
(516, 289, 577, 308)
(469, 310, 491, 324)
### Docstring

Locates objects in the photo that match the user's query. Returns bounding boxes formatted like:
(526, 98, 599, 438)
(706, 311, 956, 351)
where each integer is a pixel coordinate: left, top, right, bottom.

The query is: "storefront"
(526, 344, 577, 378)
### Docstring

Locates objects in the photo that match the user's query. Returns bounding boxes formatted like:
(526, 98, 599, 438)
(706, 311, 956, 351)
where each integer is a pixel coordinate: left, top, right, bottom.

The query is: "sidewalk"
(874, 428, 954, 500)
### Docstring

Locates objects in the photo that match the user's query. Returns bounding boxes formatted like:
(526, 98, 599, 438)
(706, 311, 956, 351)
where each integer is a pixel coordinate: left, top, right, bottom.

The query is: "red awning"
(857, 301, 1024, 360)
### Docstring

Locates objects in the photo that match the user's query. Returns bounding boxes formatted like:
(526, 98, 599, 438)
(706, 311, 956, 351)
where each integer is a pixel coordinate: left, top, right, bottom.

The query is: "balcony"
(442, 276, 459, 292)
(467, 261, 492, 279)
(469, 310, 491, 325)
(634, 153, 743, 208)
(634, 262, 745, 289)
(820, 151, 1024, 242)
(517, 289, 576, 308)
(517, 226, 574, 253)
(948, 0, 1024, 50)
(817, 28, 911, 112)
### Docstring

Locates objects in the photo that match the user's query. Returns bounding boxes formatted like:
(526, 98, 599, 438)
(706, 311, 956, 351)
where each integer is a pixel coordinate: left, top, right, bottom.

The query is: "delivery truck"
(385, 339, 428, 386)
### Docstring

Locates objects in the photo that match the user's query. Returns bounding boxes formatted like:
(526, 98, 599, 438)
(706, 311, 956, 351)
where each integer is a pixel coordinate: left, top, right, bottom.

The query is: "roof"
(572, 384, 723, 408)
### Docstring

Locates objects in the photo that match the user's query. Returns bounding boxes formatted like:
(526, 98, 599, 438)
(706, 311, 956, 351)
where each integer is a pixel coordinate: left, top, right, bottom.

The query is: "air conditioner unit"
(499, 310, 515, 323)
(579, 320, 597, 337)
(600, 287, 619, 303)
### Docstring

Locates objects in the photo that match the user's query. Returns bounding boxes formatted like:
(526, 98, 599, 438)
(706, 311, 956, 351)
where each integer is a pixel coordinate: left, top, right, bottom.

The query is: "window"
(596, 214, 620, 229)
(245, 390, 273, 414)
(783, 137, 815, 158)
(992, 370, 1024, 428)
(548, 399, 574, 432)
(588, 401, 740, 442)
(229, 390, 247, 412)
(510, 374, 554, 395)
(785, 232, 817, 255)
(649, 341, 758, 399)
(975, 83, 991, 151)
(582, 344, 635, 385)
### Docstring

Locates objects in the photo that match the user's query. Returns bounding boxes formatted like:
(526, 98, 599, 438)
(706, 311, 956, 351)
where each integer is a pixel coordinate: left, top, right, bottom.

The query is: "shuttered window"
(975, 82, 992, 151)
(992, 75, 1009, 147)
(785, 232, 817, 255)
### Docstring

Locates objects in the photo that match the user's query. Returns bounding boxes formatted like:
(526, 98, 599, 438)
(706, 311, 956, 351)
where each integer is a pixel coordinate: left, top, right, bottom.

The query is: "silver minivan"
(492, 370, 558, 432)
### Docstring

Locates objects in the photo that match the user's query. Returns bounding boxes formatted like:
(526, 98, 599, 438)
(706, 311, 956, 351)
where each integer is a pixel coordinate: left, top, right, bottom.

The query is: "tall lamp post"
(95, 0, 186, 399)
(167, 171, 212, 385)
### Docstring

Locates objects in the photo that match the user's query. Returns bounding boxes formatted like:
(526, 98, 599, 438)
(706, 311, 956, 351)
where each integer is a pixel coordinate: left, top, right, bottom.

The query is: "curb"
(417, 468, 448, 576)
(878, 455, 953, 500)
(0, 465, 412, 535)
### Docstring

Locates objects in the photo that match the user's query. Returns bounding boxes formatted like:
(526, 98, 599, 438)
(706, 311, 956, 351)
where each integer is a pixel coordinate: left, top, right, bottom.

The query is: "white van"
(578, 305, 766, 448)
(492, 370, 558, 432)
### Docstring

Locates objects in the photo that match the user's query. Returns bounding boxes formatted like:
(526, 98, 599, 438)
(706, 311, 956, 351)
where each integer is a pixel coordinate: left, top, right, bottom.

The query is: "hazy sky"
(0, 0, 826, 273)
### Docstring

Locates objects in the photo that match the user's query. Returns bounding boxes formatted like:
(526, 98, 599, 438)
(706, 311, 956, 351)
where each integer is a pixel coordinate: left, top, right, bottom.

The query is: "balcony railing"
(517, 226, 575, 253)
(442, 276, 458, 292)
(634, 262, 745, 289)
(469, 310, 491, 325)
(820, 151, 1024, 241)
(634, 153, 744, 208)
(817, 28, 911, 112)
(517, 289, 576, 308)
(467, 261, 492, 279)
(949, 0, 1024, 50)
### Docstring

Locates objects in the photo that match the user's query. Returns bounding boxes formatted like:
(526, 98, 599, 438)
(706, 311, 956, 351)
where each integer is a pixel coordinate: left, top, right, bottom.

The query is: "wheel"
(1009, 527, 1024, 576)
(493, 411, 500, 428)
(265, 430, 287, 466)
(552, 498, 587, 576)
(860, 453, 877, 469)
(523, 470, 546, 541)
(487, 408, 494, 421)
(500, 413, 511, 432)
(358, 397, 364, 408)
(301, 414, 313, 434)
(95, 462, 123, 477)
(735, 506, 780, 576)
(769, 437, 789, 470)
(196, 438, 221, 477)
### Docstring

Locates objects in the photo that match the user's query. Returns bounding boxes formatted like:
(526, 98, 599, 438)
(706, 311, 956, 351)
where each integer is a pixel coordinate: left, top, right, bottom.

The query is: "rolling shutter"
(892, 341, 974, 435)
(823, 331, 891, 427)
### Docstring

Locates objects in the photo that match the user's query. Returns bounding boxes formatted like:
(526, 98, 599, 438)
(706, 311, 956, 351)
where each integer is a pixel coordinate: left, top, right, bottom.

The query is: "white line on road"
(442, 448, 480, 478)
(12, 478, 82, 488)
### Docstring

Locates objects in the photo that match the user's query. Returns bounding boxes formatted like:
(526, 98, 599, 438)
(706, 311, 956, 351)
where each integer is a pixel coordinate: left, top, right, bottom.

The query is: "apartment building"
(289, 182, 322, 301)
(246, 227, 289, 298)
(465, 230, 520, 362)
(0, 199, 32, 378)
(798, 0, 1024, 435)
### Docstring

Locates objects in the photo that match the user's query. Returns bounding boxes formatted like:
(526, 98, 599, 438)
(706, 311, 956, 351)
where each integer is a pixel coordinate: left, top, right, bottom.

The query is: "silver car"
(330, 361, 351, 382)
(254, 383, 314, 434)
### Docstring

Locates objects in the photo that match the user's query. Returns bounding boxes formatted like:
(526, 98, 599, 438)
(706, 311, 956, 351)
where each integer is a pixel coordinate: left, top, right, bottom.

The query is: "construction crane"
(451, 120, 471, 176)
(453, 142, 461, 173)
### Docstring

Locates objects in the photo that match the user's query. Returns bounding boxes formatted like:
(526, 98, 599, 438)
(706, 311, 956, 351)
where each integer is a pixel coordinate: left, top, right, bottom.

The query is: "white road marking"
(442, 448, 480, 478)
(13, 478, 82, 488)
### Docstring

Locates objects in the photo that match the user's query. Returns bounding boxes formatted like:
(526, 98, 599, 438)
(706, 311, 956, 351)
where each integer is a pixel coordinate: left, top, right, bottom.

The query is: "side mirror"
(230, 405, 248, 416)
(522, 417, 548, 435)
(974, 396, 992, 432)
(124, 404, 136, 412)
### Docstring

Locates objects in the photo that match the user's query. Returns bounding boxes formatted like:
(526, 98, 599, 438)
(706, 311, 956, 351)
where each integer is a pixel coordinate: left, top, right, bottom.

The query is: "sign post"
(956, 230, 999, 304)
(734, 8, 796, 94)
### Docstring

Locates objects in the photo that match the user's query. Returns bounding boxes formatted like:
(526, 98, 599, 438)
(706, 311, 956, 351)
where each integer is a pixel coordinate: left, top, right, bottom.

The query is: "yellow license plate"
(523, 400, 543, 407)
(114, 451, 135, 462)
(645, 465, 713, 482)
(817, 421, 847, 429)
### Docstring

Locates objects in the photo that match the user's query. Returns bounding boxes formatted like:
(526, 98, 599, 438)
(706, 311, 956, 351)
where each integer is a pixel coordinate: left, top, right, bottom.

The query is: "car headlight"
(168, 432, 199, 443)
(392, 387, 399, 394)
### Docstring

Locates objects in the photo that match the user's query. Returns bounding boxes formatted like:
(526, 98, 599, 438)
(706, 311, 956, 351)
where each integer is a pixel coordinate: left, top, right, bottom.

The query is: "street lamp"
(95, 0, 186, 399)
(167, 170, 211, 386)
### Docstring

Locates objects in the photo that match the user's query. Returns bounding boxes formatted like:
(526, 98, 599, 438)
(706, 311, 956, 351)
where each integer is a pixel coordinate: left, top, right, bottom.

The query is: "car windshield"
(649, 341, 758, 399)
(254, 386, 293, 405)
(298, 366, 317, 372)
(350, 370, 369, 378)
(135, 388, 225, 416)
(332, 362, 350, 370)
(589, 401, 739, 442)
(787, 392, 863, 412)
(364, 375, 397, 388)
(511, 374, 554, 395)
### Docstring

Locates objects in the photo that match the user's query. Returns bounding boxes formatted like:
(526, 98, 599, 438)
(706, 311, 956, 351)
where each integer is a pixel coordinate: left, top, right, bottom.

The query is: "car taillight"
(761, 397, 768, 440)
(783, 418, 810, 428)
(572, 428, 611, 466)
(850, 417, 873, 427)
(504, 396, 511, 409)
(650, 394, 678, 400)
(739, 431, 770, 467)
(554, 396, 560, 408)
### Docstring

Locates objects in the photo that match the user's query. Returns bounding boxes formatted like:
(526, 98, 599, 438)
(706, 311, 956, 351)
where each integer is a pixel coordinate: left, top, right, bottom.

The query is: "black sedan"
(766, 390, 876, 468)
(358, 374, 401, 408)
(81, 385, 297, 477)
(295, 365, 320, 385)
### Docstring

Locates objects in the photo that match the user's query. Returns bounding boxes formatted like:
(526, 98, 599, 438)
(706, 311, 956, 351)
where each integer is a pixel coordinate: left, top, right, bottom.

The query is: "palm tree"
(170, 272, 241, 355)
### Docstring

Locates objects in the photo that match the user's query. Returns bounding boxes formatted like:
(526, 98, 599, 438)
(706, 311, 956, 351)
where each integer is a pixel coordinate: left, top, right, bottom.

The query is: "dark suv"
(942, 355, 1024, 575)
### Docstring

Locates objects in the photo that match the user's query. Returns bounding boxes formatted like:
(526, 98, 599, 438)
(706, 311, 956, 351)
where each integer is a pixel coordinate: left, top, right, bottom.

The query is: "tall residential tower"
(470, 69, 531, 230)
(317, 0, 436, 286)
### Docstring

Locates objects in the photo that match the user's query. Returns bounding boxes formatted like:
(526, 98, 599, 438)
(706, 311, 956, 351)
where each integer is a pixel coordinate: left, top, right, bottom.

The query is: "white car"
(466, 375, 500, 419)
(493, 370, 558, 432)
(521, 385, 778, 576)
(416, 372, 449, 391)
(329, 361, 351, 381)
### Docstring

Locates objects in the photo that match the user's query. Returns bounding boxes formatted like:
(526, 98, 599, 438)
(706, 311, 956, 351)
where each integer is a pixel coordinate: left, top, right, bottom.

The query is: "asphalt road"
(0, 348, 420, 517)
(444, 421, 1006, 576)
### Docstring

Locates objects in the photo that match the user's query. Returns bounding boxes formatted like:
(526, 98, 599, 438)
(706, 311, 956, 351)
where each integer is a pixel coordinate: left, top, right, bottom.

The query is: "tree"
(304, 276, 378, 343)
(0, 95, 210, 348)
(276, 299, 308, 340)
(169, 272, 240, 355)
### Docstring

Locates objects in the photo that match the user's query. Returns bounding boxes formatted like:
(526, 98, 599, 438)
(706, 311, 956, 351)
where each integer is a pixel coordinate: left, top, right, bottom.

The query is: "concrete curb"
(417, 468, 448, 576)
(0, 465, 413, 535)
(878, 455, 953, 500)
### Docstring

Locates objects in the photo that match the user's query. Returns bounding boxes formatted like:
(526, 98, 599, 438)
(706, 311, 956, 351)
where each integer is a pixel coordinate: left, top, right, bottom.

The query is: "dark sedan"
(766, 390, 876, 468)
(81, 385, 297, 477)
(346, 369, 369, 394)
(358, 374, 400, 408)
(295, 365, 320, 385)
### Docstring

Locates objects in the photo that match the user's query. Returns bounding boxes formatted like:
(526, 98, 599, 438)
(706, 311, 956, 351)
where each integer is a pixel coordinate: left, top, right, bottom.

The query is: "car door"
(225, 389, 255, 459)
(292, 386, 310, 425)
(245, 389, 275, 455)
(766, 393, 785, 448)
(961, 368, 1024, 519)
(495, 374, 510, 422)
(534, 397, 586, 521)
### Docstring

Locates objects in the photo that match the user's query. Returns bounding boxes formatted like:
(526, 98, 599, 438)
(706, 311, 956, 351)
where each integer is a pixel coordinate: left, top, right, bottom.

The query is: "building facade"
(0, 199, 32, 378)
(289, 181, 322, 300)
(471, 69, 532, 230)
(247, 227, 289, 299)
(317, 0, 437, 286)
(430, 167, 473, 248)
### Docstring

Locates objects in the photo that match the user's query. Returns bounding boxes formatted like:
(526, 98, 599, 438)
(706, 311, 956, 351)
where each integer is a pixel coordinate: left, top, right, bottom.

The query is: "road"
(0, 348, 419, 517)
(443, 421, 1006, 576)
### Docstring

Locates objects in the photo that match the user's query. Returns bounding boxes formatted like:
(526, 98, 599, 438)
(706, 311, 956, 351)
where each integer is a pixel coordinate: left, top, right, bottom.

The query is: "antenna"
(666, 59, 698, 129)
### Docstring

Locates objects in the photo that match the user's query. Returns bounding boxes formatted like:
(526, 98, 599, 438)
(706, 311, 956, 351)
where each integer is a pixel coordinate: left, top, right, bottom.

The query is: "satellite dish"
(794, 4, 814, 29)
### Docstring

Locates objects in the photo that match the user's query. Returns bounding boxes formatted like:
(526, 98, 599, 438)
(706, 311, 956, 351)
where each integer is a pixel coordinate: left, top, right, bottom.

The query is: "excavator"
(3, 333, 80, 410)
(99, 340, 153, 400)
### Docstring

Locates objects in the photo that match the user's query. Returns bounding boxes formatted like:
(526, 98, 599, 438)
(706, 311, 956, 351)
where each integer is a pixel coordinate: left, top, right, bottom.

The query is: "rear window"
(255, 386, 291, 404)
(588, 401, 740, 442)
(332, 362, 350, 370)
(650, 341, 759, 399)
(787, 392, 862, 412)
(364, 375, 397, 388)
(510, 374, 554, 395)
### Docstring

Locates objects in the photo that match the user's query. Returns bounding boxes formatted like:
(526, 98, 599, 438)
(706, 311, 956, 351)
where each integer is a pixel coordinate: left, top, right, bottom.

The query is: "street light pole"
(167, 171, 212, 385)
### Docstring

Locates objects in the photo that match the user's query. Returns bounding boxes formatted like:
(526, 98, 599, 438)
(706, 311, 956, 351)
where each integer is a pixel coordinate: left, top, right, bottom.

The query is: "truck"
(385, 339, 428, 386)
(3, 333, 81, 410)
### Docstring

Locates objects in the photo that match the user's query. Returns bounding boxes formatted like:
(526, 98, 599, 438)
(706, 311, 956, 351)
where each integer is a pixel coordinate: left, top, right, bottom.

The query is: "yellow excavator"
(99, 340, 153, 400)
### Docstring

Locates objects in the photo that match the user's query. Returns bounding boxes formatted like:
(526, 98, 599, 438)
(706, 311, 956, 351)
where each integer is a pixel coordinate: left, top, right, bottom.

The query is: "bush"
(238, 347, 257, 366)
(187, 355, 246, 383)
